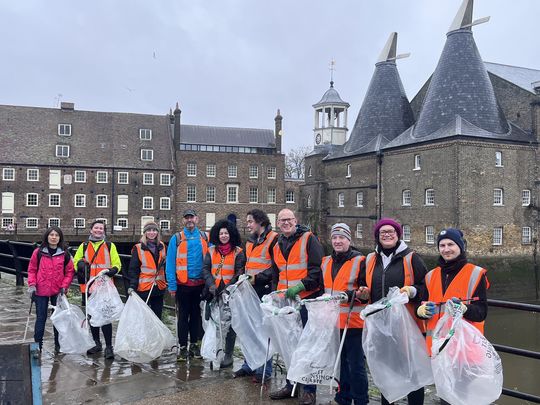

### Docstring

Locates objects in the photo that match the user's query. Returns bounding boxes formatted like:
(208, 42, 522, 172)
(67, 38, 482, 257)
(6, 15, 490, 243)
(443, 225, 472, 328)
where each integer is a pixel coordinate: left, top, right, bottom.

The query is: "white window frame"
(143, 173, 154, 185)
(267, 188, 276, 204)
(187, 163, 197, 177)
(403, 225, 411, 242)
(74, 170, 86, 183)
(249, 187, 259, 203)
(227, 184, 239, 203)
(355, 224, 363, 239)
(425, 225, 435, 244)
(308, 166, 312, 177)
(2, 192, 15, 214)
(522, 189, 531, 206)
(160, 197, 171, 210)
(74, 218, 86, 229)
(139, 128, 152, 141)
(402, 190, 411, 206)
(267, 166, 277, 179)
(48, 193, 61, 207)
(160, 220, 170, 231)
(49, 170, 61, 189)
(26, 193, 38, 207)
(160, 173, 171, 186)
(307, 194, 312, 208)
(143, 196, 154, 210)
(25, 218, 39, 229)
(249, 165, 258, 179)
(117, 172, 129, 184)
(493, 188, 504, 206)
(346, 164, 351, 178)
(74, 194, 86, 207)
(493, 227, 503, 246)
(206, 185, 216, 203)
(522, 227, 532, 244)
(206, 164, 216, 178)
(141, 149, 154, 161)
(2, 168, 15, 181)
(58, 124, 72, 136)
(48, 218, 61, 227)
(338, 192, 345, 207)
(1, 217, 14, 228)
(27, 169, 39, 182)
(356, 191, 364, 207)
(96, 194, 108, 208)
(286, 190, 295, 204)
(187, 185, 197, 202)
(414, 154, 421, 170)
(117, 218, 128, 229)
(95, 217, 108, 225)
(495, 151, 503, 167)
(96, 171, 108, 183)
(117, 195, 129, 215)
(55, 145, 70, 157)
(425, 189, 435, 206)
(228, 165, 237, 178)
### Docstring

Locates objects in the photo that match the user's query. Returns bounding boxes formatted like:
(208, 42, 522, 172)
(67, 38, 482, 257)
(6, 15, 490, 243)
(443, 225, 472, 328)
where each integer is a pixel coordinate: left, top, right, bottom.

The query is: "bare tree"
(285, 146, 311, 179)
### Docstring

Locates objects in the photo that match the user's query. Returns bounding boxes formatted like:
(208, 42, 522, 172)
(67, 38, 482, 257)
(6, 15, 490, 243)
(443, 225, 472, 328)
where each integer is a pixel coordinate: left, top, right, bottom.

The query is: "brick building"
(300, 0, 540, 256)
(0, 102, 293, 240)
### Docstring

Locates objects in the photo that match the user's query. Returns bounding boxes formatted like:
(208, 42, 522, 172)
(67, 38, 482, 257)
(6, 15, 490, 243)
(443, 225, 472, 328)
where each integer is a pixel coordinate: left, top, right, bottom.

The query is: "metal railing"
(1, 239, 539, 402)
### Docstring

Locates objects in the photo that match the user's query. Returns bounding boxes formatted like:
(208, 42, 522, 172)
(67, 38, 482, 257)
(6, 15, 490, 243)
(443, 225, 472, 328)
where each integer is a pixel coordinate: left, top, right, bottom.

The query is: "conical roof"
(413, 1, 509, 138)
(342, 33, 414, 155)
(313, 82, 349, 108)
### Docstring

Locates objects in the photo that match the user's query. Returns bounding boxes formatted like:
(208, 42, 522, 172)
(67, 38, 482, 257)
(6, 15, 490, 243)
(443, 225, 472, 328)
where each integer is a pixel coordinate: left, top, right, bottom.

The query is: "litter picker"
(22, 295, 34, 342)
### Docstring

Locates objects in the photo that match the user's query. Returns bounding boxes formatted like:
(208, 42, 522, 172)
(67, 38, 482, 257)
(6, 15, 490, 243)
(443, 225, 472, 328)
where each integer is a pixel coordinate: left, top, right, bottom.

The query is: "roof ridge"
(180, 123, 273, 132)
(485, 61, 540, 72)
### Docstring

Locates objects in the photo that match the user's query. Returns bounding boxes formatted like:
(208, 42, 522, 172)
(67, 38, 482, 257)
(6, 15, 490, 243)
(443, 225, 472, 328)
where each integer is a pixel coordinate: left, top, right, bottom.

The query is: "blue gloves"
(417, 302, 436, 318)
(451, 297, 468, 314)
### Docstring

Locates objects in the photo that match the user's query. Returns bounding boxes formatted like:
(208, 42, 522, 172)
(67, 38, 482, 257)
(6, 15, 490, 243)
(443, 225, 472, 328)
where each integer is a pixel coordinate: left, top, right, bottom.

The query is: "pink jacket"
(27, 247, 75, 297)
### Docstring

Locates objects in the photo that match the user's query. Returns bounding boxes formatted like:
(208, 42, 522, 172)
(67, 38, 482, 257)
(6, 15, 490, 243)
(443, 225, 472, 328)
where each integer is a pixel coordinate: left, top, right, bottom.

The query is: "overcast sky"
(1, 1, 539, 153)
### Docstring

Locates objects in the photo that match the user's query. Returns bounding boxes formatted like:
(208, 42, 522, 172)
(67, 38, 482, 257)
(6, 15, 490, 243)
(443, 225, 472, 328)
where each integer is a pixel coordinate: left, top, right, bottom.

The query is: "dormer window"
(414, 154, 421, 170)
(58, 124, 71, 136)
(141, 149, 154, 161)
(56, 145, 70, 157)
(140, 129, 152, 141)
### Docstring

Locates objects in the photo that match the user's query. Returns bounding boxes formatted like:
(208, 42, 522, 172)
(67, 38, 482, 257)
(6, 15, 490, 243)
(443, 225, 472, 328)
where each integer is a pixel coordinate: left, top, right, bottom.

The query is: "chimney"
(173, 102, 182, 148)
(274, 109, 283, 154)
(60, 102, 74, 111)
(532, 82, 540, 143)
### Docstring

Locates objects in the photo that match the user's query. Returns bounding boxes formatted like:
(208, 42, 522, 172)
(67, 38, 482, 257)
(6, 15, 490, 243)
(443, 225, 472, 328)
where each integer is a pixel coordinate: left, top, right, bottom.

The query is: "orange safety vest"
(175, 230, 209, 283)
(80, 242, 111, 293)
(273, 232, 317, 299)
(209, 246, 242, 287)
(322, 255, 366, 329)
(245, 231, 278, 277)
(365, 251, 426, 333)
(424, 263, 488, 356)
(135, 242, 167, 291)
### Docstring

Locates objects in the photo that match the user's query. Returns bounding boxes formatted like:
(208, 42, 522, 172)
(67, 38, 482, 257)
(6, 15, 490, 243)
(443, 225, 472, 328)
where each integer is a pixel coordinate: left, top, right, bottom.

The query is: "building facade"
(300, 0, 540, 256)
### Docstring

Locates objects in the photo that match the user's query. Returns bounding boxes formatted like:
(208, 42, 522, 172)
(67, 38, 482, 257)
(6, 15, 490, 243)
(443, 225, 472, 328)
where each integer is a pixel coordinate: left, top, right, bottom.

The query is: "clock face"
(315, 133, 322, 145)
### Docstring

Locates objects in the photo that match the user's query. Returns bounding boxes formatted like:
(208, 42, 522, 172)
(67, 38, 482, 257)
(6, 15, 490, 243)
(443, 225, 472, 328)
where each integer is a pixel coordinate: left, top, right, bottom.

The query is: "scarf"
(217, 242, 233, 256)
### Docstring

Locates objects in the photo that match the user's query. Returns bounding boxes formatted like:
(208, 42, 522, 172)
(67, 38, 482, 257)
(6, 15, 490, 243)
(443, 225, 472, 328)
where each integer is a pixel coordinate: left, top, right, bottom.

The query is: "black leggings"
(90, 323, 113, 347)
(381, 387, 424, 405)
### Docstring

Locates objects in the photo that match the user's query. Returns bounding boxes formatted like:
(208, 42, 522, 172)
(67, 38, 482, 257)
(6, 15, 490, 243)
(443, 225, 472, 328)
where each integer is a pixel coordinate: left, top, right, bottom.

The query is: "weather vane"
(329, 59, 336, 84)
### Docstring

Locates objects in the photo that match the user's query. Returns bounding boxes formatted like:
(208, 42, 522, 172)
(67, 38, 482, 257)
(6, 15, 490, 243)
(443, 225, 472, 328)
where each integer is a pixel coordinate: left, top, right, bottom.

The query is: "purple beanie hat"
(374, 218, 402, 239)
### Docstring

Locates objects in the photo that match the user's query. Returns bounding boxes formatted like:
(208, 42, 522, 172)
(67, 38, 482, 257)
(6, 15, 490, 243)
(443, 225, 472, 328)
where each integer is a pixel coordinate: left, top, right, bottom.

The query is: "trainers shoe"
(233, 368, 252, 378)
(86, 344, 102, 355)
(177, 346, 189, 362)
(190, 343, 202, 359)
(298, 391, 316, 405)
(104, 346, 114, 360)
(269, 385, 297, 400)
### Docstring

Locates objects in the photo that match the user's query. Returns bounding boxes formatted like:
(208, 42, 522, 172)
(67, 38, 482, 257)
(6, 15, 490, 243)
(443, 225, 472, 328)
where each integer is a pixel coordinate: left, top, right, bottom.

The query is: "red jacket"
(27, 247, 75, 296)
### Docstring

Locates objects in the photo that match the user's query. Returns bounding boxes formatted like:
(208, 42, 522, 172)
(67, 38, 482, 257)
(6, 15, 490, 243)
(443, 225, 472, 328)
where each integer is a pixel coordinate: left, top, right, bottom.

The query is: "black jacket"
(359, 241, 427, 303)
(246, 225, 278, 298)
(202, 247, 246, 294)
(126, 241, 167, 298)
(272, 225, 324, 299)
(328, 247, 363, 302)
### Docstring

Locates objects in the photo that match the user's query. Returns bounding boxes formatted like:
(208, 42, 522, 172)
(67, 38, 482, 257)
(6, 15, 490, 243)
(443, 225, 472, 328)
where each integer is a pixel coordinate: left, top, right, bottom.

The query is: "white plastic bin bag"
(51, 294, 94, 354)
(431, 299, 503, 405)
(287, 295, 340, 386)
(361, 287, 433, 403)
(115, 292, 176, 363)
(261, 291, 302, 370)
(87, 275, 124, 327)
(227, 276, 273, 370)
(201, 297, 231, 366)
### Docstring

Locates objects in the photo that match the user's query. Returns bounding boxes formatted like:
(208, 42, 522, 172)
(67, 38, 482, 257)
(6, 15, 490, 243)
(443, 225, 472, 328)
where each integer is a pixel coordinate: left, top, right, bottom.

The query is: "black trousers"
(381, 387, 424, 405)
(176, 284, 204, 347)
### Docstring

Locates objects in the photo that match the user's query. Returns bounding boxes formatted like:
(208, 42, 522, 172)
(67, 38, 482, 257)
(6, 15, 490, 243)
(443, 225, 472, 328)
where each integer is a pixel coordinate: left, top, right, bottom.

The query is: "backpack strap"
(175, 232, 183, 248)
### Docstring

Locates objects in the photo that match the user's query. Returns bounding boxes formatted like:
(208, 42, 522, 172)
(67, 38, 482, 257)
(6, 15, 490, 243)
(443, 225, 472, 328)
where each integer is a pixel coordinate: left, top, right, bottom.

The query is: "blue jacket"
(166, 227, 205, 292)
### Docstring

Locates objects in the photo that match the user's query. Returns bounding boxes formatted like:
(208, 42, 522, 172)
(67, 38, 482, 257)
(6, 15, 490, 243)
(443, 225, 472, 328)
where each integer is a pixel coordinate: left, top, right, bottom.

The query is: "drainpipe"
(376, 149, 383, 220)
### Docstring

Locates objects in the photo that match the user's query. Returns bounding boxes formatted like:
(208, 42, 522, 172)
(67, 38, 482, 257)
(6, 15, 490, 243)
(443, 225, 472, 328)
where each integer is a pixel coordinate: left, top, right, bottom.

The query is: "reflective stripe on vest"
(274, 232, 312, 298)
(209, 246, 241, 287)
(425, 264, 487, 355)
(245, 231, 278, 276)
(81, 242, 111, 293)
(136, 243, 167, 291)
(322, 254, 365, 328)
(175, 230, 209, 283)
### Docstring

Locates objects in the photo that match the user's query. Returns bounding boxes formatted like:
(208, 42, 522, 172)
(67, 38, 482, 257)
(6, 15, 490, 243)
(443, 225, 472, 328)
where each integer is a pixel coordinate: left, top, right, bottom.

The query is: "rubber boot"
(53, 327, 60, 354)
(220, 329, 236, 369)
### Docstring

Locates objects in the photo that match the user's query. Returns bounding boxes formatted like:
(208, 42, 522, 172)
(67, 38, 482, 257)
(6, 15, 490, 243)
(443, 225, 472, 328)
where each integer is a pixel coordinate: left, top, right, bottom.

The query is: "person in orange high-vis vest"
(269, 209, 323, 405)
(234, 209, 278, 382)
(203, 219, 246, 369)
(322, 223, 369, 405)
(127, 222, 167, 319)
(358, 218, 428, 405)
(73, 220, 122, 360)
(417, 228, 488, 380)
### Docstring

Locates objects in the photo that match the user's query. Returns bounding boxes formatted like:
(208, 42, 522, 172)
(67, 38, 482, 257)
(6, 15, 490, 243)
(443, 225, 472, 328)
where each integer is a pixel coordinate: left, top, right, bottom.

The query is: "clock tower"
(312, 79, 350, 147)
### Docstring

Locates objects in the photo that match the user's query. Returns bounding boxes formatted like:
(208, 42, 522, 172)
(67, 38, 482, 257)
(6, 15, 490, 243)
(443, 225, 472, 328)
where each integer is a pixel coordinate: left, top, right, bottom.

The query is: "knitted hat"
(374, 218, 402, 239)
(331, 223, 351, 241)
(437, 228, 466, 253)
(143, 221, 160, 233)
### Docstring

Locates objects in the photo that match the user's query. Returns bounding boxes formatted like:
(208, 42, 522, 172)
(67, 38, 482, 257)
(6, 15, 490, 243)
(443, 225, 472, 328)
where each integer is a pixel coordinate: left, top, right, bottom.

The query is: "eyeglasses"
(379, 230, 396, 236)
(278, 218, 295, 223)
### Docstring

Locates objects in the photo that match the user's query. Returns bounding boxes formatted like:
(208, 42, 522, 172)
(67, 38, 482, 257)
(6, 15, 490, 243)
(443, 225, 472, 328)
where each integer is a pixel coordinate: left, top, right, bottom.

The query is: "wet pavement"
(1, 275, 443, 404)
